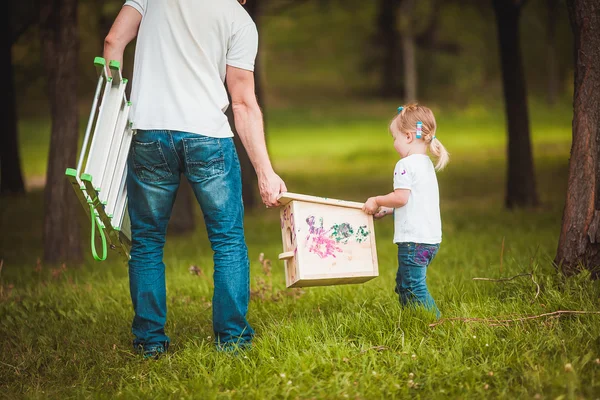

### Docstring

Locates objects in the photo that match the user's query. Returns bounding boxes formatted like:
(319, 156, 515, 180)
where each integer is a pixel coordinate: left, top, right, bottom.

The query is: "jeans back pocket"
(132, 140, 172, 183)
(183, 136, 225, 179)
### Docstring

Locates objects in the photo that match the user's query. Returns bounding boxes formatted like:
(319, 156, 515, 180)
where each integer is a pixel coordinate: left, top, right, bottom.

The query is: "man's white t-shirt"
(123, 0, 258, 138)
(393, 154, 442, 244)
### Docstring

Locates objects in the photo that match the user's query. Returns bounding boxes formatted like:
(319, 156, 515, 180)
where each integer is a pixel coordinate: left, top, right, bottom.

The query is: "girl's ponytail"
(430, 138, 450, 171)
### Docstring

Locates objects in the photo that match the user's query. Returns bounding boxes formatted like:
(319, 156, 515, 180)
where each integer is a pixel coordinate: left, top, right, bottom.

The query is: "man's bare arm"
(103, 6, 142, 66)
(226, 65, 287, 207)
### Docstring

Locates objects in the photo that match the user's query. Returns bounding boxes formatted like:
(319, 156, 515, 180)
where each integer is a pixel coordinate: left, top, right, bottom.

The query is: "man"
(103, 0, 287, 357)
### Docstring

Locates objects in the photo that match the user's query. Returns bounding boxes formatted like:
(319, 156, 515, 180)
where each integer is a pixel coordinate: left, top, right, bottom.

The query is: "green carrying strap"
(89, 202, 107, 261)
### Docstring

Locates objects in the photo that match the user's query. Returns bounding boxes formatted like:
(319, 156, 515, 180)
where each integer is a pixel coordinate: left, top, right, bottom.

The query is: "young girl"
(362, 103, 449, 318)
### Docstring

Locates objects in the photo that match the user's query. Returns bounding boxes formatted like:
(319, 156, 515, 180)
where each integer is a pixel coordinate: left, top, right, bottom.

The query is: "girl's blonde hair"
(392, 103, 450, 171)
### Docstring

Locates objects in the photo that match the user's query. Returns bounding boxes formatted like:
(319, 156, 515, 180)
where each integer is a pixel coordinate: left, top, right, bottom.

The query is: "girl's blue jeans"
(126, 130, 254, 353)
(396, 242, 441, 318)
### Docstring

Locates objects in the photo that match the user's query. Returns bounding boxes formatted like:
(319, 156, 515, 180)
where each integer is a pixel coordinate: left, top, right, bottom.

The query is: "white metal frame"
(65, 57, 133, 261)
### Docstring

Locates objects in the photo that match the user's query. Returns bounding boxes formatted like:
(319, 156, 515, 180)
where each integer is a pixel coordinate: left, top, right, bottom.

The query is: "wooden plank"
(295, 201, 376, 275)
(289, 275, 376, 288)
(277, 192, 364, 210)
(367, 209, 379, 277)
(280, 201, 300, 287)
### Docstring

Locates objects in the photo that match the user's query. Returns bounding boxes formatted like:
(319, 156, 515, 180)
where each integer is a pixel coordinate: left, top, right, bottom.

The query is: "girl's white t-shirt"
(393, 154, 442, 244)
(123, 0, 258, 138)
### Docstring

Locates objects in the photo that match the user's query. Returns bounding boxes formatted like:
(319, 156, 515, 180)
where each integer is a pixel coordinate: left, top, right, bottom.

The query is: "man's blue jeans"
(126, 130, 254, 352)
(396, 242, 441, 318)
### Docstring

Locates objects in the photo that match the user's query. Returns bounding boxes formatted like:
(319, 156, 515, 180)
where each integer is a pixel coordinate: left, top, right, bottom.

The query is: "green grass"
(2, 100, 600, 399)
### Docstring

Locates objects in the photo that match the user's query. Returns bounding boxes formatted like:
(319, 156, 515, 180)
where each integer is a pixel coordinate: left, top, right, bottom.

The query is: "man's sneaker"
(135, 342, 169, 359)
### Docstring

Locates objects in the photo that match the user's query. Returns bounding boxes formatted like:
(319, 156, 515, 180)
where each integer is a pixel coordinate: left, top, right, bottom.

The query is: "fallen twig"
(530, 274, 540, 300)
(473, 272, 541, 302)
(429, 310, 600, 328)
(472, 273, 531, 282)
(359, 345, 389, 355)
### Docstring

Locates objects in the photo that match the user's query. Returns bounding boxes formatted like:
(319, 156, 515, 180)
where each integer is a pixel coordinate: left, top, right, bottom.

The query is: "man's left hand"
(258, 171, 287, 208)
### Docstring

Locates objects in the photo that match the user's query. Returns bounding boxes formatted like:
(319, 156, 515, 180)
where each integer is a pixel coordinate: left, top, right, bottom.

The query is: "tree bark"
(400, 0, 417, 102)
(376, 0, 401, 98)
(555, 0, 600, 277)
(546, 0, 560, 106)
(1, 3, 25, 195)
(40, 0, 82, 263)
(492, 0, 539, 208)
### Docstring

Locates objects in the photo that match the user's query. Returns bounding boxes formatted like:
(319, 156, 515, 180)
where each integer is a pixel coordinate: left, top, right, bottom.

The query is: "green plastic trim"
(65, 168, 77, 177)
(81, 173, 93, 182)
(94, 57, 106, 67)
(108, 77, 113, 82)
(90, 203, 107, 261)
(123, 78, 128, 84)
(109, 60, 121, 70)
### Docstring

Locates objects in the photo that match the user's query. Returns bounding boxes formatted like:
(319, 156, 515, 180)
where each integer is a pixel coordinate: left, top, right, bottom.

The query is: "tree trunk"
(492, 0, 539, 208)
(168, 178, 195, 234)
(377, 0, 401, 98)
(400, 0, 417, 102)
(555, 0, 600, 277)
(1, 3, 25, 195)
(546, 0, 559, 106)
(40, 0, 82, 263)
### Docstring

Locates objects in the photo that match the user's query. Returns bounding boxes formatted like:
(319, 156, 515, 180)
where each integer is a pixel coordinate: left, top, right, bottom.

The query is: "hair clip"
(416, 121, 423, 139)
(397, 106, 403, 114)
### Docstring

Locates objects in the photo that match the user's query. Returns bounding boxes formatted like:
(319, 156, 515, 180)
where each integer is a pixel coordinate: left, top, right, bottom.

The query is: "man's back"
(125, 0, 258, 137)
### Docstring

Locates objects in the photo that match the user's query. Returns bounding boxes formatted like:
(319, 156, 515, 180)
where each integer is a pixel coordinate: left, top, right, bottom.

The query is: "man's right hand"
(258, 170, 287, 208)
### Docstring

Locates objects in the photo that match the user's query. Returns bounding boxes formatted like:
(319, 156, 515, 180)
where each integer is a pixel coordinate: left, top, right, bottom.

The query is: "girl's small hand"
(374, 207, 393, 219)
(362, 197, 379, 215)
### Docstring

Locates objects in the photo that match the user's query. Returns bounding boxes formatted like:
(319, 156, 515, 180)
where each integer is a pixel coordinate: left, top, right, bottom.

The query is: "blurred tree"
(1, 2, 38, 195)
(555, 0, 600, 278)
(371, 0, 458, 100)
(375, 0, 401, 98)
(399, 0, 417, 102)
(492, 0, 539, 208)
(40, 0, 82, 263)
(546, 0, 560, 105)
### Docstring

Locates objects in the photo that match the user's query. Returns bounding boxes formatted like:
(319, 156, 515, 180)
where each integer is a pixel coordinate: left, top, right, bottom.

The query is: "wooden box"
(277, 193, 379, 288)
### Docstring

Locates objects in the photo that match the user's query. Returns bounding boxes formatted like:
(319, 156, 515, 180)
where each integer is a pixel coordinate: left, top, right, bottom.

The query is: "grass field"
(2, 100, 600, 399)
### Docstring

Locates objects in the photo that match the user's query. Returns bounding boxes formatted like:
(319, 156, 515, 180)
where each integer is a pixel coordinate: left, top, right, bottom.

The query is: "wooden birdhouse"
(277, 192, 379, 288)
